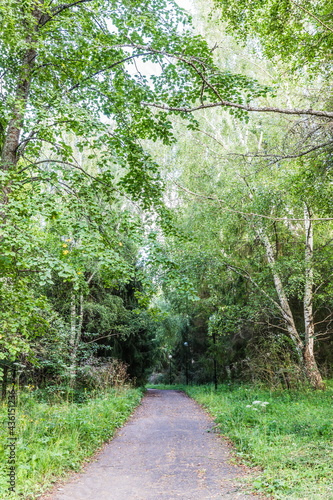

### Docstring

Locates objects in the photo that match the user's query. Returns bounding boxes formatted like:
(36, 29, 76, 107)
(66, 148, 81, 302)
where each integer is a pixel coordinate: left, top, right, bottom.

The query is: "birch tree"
(142, 0, 333, 389)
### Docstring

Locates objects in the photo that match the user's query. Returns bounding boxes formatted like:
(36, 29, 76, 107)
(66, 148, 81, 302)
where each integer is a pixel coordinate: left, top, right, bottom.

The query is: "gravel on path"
(42, 389, 264, 500)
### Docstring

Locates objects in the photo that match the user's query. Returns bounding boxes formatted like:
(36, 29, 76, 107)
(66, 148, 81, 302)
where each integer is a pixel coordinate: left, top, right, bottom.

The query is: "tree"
(139, 0, 333, 389)
(147, 75, 333, 387)
(0, 0, 275, 365)
(1, 0, 332, 389)
(213, 0, 333, 74)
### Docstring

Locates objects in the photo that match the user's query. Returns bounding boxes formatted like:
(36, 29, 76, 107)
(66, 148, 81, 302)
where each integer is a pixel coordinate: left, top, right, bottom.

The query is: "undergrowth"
(0, 386, 143, 499)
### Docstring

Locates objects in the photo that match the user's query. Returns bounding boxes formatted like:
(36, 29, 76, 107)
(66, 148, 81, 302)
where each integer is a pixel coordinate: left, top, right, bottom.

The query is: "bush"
(76, 358, 129, 390)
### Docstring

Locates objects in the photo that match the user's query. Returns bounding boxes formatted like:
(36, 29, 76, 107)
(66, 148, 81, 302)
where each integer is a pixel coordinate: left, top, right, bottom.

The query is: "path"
(43, 390, 263, 500)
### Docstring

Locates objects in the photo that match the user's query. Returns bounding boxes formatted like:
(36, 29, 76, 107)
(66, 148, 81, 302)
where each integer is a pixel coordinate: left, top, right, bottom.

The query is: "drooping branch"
(231, 140, 333, 161)
(109, 42, 333, 119)
(67, 53, 153, 92)
(35, 0, 97, 28)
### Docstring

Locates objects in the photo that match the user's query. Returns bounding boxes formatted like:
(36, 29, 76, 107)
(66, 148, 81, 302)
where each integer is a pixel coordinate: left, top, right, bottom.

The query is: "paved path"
(43, 390, 263, 500)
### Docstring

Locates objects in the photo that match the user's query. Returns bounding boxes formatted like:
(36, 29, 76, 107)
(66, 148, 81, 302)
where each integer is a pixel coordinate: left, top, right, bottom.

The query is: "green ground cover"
(0, 387, 143, 499)
(183, 383, 333, 499)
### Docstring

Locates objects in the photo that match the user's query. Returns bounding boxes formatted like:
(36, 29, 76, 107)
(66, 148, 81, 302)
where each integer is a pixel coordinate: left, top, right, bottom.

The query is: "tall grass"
(184, 383, 333, 499)
(0, 387, 143, 499)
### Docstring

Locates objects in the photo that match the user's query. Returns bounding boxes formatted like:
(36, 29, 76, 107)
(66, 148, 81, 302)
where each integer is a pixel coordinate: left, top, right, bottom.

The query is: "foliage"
(213, 0, 333, 74)
(0, 0, 273, 381)
(1, 0, 333, 393)
(76, 358, 130, 390)
(144, 13, 333, 383)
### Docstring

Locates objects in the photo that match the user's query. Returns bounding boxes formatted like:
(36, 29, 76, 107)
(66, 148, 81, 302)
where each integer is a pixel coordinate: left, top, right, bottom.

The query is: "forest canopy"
(0, 0, 332, 392)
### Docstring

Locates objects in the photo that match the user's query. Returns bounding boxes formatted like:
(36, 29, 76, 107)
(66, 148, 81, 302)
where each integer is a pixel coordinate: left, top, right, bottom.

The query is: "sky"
(175, 0, 194, 13)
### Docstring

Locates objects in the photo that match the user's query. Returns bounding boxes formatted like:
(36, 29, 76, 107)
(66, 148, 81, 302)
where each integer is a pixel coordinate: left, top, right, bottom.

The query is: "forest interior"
(0, 0, 333, 498)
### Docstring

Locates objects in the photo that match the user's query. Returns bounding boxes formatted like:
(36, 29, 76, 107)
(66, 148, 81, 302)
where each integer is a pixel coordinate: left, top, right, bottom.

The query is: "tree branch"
(142, 100, 333, 119)
(51, 0, 95, 17)
(84, 332, 121, 344)
(290, 0, 333, 34)
(225, 263, 284, 315)
(68, 53, 152, 92)
(173, 181, 333, 222)
(233, 140, 333, 160)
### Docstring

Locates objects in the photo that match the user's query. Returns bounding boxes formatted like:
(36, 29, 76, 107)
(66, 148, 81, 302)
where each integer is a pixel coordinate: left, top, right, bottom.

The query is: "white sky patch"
(104, 1, 195, 84)
(175, 0, 194, 13)
(127, 1, 195, 80)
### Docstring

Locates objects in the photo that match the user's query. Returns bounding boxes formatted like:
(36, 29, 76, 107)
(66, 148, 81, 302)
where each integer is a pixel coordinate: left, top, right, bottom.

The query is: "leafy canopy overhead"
(213, 0, 333, 74)
(0, 0, 272, 181)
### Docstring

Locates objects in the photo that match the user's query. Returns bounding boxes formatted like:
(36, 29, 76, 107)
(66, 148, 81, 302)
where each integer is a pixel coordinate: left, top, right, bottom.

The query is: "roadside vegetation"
(184, 383, 333, 500)
(149, 382, 333, 499)
(0, 387, 143, 499)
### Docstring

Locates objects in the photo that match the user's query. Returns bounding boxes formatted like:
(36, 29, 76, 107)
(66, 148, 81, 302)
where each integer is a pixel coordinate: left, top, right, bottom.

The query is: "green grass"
(179, 383, 333, 499)
(0, 386, 143, 499)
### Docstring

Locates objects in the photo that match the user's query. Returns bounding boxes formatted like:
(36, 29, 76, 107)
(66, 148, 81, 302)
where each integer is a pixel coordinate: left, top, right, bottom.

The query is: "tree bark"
(257, 218, 325, 389)
(69, 293, 78, 387)
(69, 286, 89, 387)
(0, 8, 41, 207)
(1, 365, 8, 401)
(256, 226, 304, 360)
(303, 204, 325, 389)
(0, 4, 43, 171)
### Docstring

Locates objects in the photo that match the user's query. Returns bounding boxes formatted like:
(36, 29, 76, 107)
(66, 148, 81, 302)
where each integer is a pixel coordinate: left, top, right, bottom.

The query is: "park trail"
(42, 389, 266, 500)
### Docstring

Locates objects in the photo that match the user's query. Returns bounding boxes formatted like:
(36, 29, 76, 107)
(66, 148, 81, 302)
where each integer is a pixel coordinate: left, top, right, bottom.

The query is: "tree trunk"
(1, 365, 8, 401)
(303, 204, 325, 389)
(257, 226, 304, 360)
(0, 43, 36, 172)
(69, 294, 77, 387)
(69, 293, 84, 387)
(257, 217, 324, 389)
(1, 8, 41, 207)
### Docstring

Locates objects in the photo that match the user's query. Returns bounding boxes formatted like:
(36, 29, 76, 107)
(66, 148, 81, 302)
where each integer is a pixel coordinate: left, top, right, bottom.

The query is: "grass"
(3, 382, 333, 499)
(178, 382, 333, 499)
(0, 386, 143, 499)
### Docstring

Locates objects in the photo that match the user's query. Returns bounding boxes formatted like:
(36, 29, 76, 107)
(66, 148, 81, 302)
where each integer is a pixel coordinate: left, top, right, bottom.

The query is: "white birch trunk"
(69, 272, 96, 387)
(69, 294, 77, 386)
(256, 226, 304, 360)
(303, 204, 324, 389)
(69, 293, 85, 387)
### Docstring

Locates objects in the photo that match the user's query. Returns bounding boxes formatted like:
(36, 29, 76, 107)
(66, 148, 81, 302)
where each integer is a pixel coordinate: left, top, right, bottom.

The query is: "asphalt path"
(43, 389, 264, 500)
